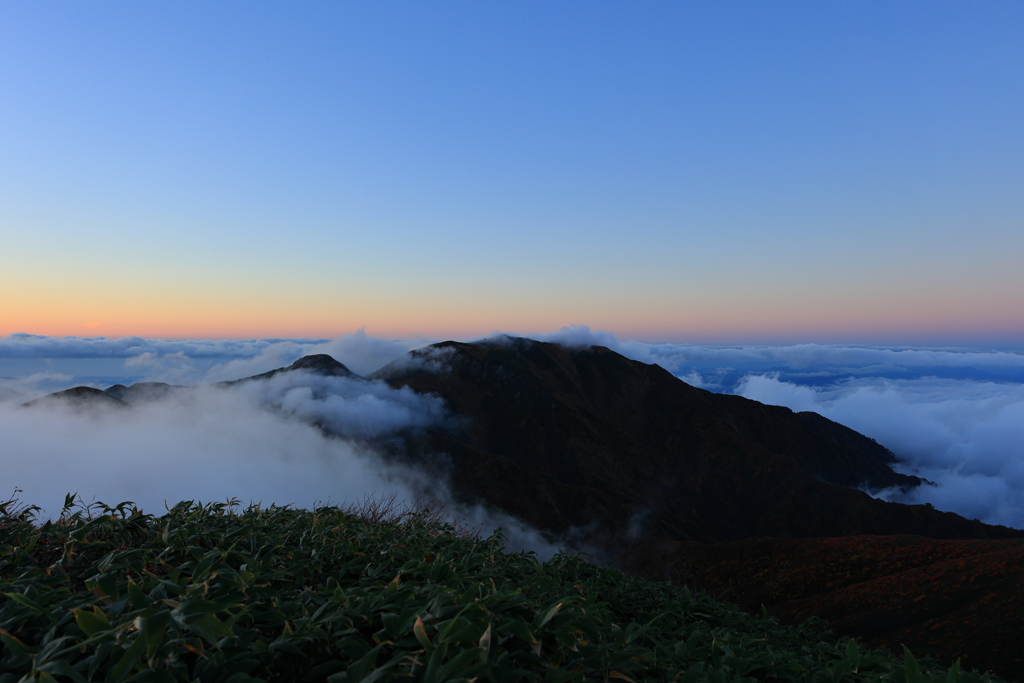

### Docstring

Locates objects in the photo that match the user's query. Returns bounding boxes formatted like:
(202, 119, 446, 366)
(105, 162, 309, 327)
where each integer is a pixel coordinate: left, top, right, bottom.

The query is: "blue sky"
(2, 2, 1023, 342)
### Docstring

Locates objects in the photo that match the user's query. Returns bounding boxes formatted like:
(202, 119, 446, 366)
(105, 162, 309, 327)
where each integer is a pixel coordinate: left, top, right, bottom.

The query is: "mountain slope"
(22, 386, 127, 410)
(223, 354, 360, 384)
(623, 535, 1024, 680)
(375, 337, 1020, 544)
(100, 354, 361, 405)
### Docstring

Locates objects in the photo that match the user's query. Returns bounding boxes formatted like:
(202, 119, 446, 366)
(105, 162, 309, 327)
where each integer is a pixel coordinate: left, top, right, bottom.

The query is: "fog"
(0, 330, 428, 395)
(0, 370, 559, 557)
(736, 374, 1024, 528)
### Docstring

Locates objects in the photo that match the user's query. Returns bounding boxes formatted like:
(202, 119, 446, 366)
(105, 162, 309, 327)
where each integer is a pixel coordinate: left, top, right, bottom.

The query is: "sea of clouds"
(3, 326, 1024, 532)
(0, 333, 557, 555)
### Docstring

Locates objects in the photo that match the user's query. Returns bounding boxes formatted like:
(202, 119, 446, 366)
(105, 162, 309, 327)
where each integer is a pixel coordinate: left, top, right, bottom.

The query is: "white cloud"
(243, 371, 449, 440)
(306, 329, 428, 377)
(202, 341, 310, 383)
(1, 386, 421, 517)
(736, 374, 1024, 529)
(1, 372, 558, 556)
(533, 325, 656, 364)
(644, 343, 1024, 385)
(0, 333, 311, 360)
(0, 372, 77, 401)
(369, 344, 459, 379)
(0, 331, 431, 387)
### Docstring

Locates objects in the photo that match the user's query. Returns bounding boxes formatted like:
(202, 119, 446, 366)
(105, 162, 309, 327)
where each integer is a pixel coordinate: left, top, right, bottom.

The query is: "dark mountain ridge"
(19, 355, 362, 409)
(376, 337, 1019, 544)
(373, 338, 1024, 677)
(220, 354, 360, 384)
(21, 386, 127, 410)
(105, 381, 182, 404)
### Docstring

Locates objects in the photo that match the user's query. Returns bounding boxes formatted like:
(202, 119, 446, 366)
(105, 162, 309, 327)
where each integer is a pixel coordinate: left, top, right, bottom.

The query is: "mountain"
(374, 337, 1021, 544)
(370, 338, 1024, 678)
(105, 381, 182, 404)
(99, 354, 359, 405)
(221, 354, 360, 384)
(21, 386, 127, 410)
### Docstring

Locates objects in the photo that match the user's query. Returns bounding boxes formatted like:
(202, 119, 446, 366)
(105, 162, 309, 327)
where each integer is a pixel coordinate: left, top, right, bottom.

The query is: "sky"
(2, 2, 1022, 344)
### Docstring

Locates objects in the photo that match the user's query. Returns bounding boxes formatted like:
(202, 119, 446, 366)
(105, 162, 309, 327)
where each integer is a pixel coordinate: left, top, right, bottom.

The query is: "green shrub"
(0, 496, 1002, 682)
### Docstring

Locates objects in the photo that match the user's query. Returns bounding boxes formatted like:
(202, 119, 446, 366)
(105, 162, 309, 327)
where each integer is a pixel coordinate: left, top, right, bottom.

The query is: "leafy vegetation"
(0, 496, 1003, 683)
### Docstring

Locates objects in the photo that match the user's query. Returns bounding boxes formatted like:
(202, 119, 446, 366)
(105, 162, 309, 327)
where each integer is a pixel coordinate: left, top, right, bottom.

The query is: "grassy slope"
(644, 536, 1024, 679)
(0, 500, 1003, 683)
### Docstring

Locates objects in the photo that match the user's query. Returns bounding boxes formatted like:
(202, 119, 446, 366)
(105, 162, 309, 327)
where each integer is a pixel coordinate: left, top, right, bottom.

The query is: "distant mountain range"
(24, 337, 1024, 678)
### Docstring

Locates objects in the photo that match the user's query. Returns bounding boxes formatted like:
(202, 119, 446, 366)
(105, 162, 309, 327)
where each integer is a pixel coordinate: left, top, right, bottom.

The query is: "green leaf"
(478, 624, 492, 662)
(3, 592, 47, 614)
(846, 639, 861, 673)
(193, 613, 236, 641)
(0, 629, 35, 655)
(127, 581, 152, 609)
(679, 663, 704, 683)
(946, 659, 961, 683)
(174, 599, 221, 615)
(344, 643, 386, 683)
(37, 659, 87, 683)
(73, 607, 111, 637)
(436, 647, 487, 682)
(546, 668, 582, 683)
(422, 641, 451, 683)
(904, 646, 923, 683)
(498, 620, 535, 644)
(414, 615, 432, 652)
(109, 635, 148, 683)
(536, 602, 563, 629)
(140, 610, 172, 658)
(829, 660, 851, 683)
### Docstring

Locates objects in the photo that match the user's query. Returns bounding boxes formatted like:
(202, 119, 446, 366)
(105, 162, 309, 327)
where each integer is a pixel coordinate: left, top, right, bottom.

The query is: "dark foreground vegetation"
(612, 536, 1024, 681)
(1, 498, 1002, 683)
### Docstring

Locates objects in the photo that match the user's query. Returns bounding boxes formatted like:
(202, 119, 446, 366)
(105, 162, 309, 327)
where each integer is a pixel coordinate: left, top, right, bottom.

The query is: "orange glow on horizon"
(3, 300, 1022, 345)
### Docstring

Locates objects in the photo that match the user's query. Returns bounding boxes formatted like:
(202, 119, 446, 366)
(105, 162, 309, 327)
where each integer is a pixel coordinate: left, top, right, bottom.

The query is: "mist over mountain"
(11, 336, 1020, 545)
(370, 337, 1021, 544)
(8, 334, 1024, 677)
(4, 329, 1024, 529)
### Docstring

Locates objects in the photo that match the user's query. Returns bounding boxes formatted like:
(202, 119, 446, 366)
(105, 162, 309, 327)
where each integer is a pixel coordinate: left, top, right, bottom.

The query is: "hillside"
(0, 498, 1000, 682)
(22, 386, 128, 410)
(611, 535, 1024, 680)
(374, 338, 1020, 544)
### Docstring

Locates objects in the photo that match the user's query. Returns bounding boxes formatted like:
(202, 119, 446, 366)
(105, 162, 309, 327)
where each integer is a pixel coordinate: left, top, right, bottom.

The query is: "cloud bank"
(0, 330, 429, 397)
(1, 371, 559, 557)
(736, 374, 1024, 528)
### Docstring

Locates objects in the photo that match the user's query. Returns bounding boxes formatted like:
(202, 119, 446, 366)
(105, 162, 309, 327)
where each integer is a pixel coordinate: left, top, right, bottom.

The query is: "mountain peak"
(375, 338, 1021, 544)
(288, 354, 357, 377)
(222, 354, 361, 385)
